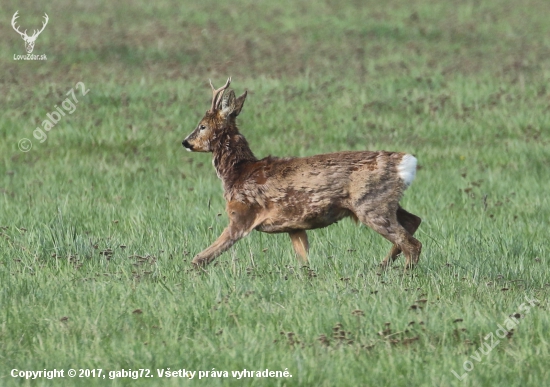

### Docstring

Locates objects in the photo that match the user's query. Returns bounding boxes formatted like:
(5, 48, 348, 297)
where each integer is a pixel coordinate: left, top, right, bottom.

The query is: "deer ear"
(221, 90, 236, 117)
(232, 90, 247, 117)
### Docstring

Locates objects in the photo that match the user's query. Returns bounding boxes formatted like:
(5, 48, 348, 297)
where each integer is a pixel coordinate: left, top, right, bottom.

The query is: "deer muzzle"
(182, 139, 193, 151)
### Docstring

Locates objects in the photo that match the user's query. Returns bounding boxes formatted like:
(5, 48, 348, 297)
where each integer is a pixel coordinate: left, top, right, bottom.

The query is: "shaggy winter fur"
(182, 78, 422, 268)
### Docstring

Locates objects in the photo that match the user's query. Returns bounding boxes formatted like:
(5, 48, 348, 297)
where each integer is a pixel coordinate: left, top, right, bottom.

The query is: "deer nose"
(182, 139, 193, 151)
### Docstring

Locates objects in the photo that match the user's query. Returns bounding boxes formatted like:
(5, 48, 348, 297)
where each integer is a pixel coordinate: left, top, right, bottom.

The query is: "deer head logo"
(11, 11, 49, 54)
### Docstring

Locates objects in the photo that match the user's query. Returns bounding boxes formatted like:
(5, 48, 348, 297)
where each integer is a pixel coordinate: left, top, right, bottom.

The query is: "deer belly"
(256, 205, 351, 233)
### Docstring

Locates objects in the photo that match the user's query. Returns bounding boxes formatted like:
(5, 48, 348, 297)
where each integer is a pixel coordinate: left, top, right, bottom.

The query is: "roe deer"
(182, 78, 422, 269)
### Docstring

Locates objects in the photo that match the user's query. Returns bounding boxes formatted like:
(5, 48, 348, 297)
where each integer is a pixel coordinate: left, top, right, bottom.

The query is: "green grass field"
(1, 0, 549, 385)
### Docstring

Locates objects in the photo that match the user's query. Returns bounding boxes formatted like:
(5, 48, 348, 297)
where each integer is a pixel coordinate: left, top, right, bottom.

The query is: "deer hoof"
(404, 262, 418, 270)
(192, 256, 208, 267)
(379, 260, 391, 270)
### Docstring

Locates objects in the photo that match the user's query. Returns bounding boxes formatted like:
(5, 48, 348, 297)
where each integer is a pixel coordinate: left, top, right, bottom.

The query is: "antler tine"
(11, 11, 26, 38)
(11, 11, 48, 39)
(209, 77, 232, 112)
(31, 13, 48, 38)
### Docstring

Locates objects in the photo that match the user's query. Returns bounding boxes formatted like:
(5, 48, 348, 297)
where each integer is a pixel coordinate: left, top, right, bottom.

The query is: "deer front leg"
(191, 227, 243, 267)
(192, 201, 256, 267)
(289, 230, 309, 265)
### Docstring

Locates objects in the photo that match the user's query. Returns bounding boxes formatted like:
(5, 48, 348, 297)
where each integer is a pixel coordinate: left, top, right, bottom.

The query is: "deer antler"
(11, 11, 48, 40)
(209, 77, 232, 112)
(30, 13, 49, 39)
(11, 11, 27, 38)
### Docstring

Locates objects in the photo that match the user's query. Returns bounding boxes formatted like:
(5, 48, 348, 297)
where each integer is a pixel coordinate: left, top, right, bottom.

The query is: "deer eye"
(199, 125, 206, 131)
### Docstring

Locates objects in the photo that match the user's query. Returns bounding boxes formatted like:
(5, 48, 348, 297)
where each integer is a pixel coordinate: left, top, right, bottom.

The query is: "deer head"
(11, 11, 49, 54)
(182, 77, 248, 152)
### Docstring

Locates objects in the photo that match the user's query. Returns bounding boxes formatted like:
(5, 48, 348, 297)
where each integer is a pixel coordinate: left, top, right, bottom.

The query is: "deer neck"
(212, 130, 257, 186)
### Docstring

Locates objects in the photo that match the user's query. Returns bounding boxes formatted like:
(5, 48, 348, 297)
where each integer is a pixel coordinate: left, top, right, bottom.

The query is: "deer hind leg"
(380, 206, 422, 268)
(289, 230, 309, 265)
(355, 206, 422, 269)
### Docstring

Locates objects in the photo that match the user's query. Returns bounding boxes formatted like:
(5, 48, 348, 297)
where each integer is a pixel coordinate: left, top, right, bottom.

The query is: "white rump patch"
(398, 154, 417, 187)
